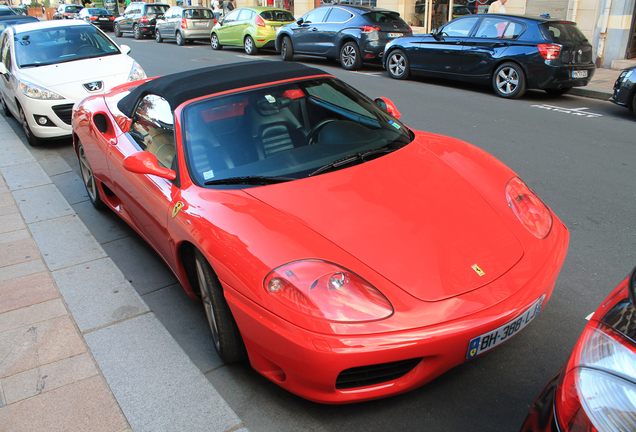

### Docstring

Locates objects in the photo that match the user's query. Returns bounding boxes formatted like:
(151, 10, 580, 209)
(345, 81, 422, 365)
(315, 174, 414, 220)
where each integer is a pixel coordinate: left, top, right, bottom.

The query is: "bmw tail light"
(556, 323, 636, 432)
(360, 25, 380, 33)
(109, 16, 115, 20)
(255, 15, 265, 27)
(264, 260, 393, 322)
(505, 177, 552, 239)
(140, 15, 149, 23)
(181, 18, 188, 29)
(538, 43, 561, 60)
(89, 16, 97, 20)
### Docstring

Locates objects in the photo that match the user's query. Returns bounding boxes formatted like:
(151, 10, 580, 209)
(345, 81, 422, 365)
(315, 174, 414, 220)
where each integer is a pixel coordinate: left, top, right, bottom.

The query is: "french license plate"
(99, 17, 108, 20)
(388, 33, 403, 38)
(193, 21, 206, 27)
(466, 295, 545, 359)
(572, 70, 588, 78)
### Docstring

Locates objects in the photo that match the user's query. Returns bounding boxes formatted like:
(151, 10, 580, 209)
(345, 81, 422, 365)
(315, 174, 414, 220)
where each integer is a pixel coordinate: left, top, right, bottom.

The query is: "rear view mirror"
(123, 151, 176, 181)
(374, 97, 401, 119)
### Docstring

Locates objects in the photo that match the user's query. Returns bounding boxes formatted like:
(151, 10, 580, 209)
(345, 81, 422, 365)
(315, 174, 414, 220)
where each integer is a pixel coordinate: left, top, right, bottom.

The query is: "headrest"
(257, 96, 291, 115)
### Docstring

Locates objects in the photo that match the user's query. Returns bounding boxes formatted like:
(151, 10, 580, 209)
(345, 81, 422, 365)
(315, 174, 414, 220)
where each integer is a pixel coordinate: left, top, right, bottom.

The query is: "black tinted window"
(364, 11, 401, 24)
(441, 16, 479, 37)
(325, 8, 352, 23)
(540, 23, 587, 43)
(260, 10, 295, 21)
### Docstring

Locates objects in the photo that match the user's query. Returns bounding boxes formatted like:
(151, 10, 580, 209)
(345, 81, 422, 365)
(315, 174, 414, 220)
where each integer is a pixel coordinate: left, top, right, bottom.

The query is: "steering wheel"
(76, 45, 99, 56)
(306, 119, 338, 146)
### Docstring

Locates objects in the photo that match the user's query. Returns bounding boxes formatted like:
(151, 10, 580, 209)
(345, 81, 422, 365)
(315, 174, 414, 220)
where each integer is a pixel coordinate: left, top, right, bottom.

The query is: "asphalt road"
(25, 35, 636, 432)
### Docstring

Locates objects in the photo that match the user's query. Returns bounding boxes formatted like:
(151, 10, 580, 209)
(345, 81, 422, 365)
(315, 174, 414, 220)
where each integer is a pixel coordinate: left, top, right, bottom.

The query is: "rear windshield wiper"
(309, 146, 396, 177)
(204, 175, 295, 186)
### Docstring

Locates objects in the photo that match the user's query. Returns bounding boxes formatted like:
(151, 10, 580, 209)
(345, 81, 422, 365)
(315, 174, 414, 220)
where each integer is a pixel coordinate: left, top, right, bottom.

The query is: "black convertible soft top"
(117, 61, 330, 118)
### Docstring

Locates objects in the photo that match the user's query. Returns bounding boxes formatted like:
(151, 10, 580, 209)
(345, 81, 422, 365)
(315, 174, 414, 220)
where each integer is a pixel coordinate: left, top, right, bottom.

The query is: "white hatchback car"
(0, 20, 146, 146)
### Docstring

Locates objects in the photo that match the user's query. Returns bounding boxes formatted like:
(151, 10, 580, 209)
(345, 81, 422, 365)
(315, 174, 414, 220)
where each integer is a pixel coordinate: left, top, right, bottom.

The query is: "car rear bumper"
(182, 28, 212, 39)
(527, 62, 596, 90)
(225, 220, 569, 404)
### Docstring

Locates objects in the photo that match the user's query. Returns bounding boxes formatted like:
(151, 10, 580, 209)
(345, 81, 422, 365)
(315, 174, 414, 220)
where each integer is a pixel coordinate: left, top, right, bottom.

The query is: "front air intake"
(336, 358, 422, 390)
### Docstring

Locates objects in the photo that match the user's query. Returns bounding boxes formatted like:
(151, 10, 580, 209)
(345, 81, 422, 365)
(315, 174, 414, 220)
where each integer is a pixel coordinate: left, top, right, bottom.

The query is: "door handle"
(311, 27, 318, 31)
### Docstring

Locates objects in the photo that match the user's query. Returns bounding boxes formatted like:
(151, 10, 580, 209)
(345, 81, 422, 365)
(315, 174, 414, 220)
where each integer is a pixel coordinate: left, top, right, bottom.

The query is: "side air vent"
(336, 358, 422, 390)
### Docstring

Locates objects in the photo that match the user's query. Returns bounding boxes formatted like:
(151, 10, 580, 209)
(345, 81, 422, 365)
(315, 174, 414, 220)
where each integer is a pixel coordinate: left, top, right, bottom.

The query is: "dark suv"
(114, 2, 169, 39)
(275, 5, 411, 70)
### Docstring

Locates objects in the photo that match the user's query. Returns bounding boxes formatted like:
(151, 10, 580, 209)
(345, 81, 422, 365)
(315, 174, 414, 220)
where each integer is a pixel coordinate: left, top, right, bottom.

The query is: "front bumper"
(520, 367, 562, 432)
(20, 96, 73, 140)
(225, 220, 569, 404)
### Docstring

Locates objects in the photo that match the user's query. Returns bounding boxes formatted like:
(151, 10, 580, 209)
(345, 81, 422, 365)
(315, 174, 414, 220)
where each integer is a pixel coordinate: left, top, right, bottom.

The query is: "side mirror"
(218, 18, 224, 25)
(0, 63, 7, 75)
(123, 151, 176, 181)
(120, 44, 131, 55)
(296, 17, 304, 25)
(374, 97, 401, 119)
(157, 14, 164, 19)
(431, 28, 440, 39)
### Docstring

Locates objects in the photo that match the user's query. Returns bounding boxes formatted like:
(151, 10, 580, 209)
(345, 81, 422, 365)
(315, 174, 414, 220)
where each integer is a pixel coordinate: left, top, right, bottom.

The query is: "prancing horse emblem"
(83, 81, 104, 92)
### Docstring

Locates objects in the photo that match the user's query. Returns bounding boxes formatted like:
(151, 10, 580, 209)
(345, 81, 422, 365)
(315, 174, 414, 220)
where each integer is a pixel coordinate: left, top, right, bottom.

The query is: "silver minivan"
(155, 6, 215, 46)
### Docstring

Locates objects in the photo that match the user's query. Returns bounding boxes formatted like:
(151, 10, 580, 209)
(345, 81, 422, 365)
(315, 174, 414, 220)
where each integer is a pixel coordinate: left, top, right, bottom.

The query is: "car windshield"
(259, 10, 295, 21)
(15, 25, 121, 68)
(146, 5, 168, 16)
(184, 8, 213, 19)
(182, 77, 413, 188)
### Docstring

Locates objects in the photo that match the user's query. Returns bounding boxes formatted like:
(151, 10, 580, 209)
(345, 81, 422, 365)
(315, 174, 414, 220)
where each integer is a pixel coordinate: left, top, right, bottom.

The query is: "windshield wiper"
(309, 146, 396, 177)
(204, 175, 295, 186)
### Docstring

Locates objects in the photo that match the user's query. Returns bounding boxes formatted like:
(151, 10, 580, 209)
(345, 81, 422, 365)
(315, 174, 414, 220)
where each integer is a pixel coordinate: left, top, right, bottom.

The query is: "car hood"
(18, 55, 134, 99)
(246, 140, 524, 302)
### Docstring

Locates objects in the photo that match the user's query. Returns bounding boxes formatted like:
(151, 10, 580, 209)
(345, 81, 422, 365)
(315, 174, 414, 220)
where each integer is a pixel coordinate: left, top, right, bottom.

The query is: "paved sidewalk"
(0, 117, 247, 431)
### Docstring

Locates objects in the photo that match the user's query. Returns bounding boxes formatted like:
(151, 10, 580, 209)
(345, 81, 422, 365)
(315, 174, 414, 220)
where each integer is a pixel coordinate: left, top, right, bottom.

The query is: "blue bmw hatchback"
(383, 14, 595, 99)
(276, 5, 411, 71)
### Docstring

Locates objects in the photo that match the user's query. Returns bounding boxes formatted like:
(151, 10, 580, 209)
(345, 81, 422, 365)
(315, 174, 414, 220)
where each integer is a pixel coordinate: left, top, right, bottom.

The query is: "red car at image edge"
(72, 61, 569, 404)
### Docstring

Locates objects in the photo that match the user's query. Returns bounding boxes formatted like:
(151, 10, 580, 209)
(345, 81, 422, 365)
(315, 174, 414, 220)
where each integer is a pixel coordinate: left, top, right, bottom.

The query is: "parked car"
(276, 5, 412, 70)
(611, 64, 636, 118)
(155, 6, 214, 46)
(0, 14, 38, 32)
(0, 5, 17, 16)
(53, 4, 83, 19)
(0, 20, 145, 146)
(72, 60, 568, 404)
(78, 8, 115, 32)
(520, 265, 636, 432)
(114, 1, 169, 39)
(384, 14, 595, 98)
(211, 7, 294, 55)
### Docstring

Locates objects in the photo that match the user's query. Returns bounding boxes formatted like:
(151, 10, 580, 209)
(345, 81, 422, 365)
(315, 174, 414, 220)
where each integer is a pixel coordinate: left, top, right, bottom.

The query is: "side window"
(129, 95, 176, 170)
(440, 16, 479, 37)
(304, 7, 329, 24)
(475, 17, 508, 38)
(237, 9, 254, 21)
(502, 21, 525, 39)
(224, 9, 240, 22)
(0, 33, 11, 72)
(325, 8, 352, 23)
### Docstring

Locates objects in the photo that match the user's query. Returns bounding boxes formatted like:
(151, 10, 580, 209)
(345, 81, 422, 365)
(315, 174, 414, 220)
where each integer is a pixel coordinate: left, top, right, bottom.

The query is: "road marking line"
(585, 312, 595, 321)
(531, 104, 603, 118)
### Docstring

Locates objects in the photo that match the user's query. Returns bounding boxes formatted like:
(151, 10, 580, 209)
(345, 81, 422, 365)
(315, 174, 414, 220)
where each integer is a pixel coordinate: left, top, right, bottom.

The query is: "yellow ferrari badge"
(471, 264, 485, 277)
(172, 201, 184, 219)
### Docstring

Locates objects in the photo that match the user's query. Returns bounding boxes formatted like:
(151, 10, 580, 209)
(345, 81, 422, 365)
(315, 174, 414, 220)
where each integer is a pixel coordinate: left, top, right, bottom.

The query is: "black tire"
(211, 33, 222, 50)
(194, 250, 247, 363)
(176, 31, 185, 46)
(340, 41, 362, 71)
(244, 35, 257, 55)
(492, 62, 526, 99)
(155, 29, 163, 43)
(114, 22, 122, 37)
(1, 94, 12, 118)
(544, 87, 571, 96)
(386, 49, 410, 80)
(133, 24, 141, 40)
(280, 36, 293, 61)
(78, 141, 106, 210)
(18, 105, 40, 147)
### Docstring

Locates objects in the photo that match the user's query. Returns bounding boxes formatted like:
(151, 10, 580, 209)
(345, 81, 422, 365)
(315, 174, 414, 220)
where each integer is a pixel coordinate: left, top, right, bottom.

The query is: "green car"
(211, 7, 295, 55)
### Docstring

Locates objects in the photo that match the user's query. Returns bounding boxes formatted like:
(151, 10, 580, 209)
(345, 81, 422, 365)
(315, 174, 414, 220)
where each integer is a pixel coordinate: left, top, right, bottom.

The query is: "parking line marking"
(531, 104, 603, 118)
(585, 312, 595, 321)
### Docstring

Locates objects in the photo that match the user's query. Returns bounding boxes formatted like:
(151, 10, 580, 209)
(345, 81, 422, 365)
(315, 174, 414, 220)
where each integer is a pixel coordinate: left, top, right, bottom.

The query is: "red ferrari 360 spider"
(72, 61, 569, 404)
